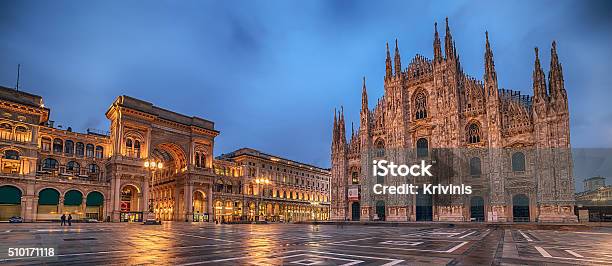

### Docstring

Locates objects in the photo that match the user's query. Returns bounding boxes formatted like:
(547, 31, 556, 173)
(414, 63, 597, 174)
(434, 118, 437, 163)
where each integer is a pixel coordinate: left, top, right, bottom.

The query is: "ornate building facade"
(331, 19, 577, 223)
(0, 87, 329, 222)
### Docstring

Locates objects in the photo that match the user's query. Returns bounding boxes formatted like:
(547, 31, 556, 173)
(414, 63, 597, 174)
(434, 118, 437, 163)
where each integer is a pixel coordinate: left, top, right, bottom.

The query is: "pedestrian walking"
(67, 214, 72, 226)
(60, 214, 66, 226)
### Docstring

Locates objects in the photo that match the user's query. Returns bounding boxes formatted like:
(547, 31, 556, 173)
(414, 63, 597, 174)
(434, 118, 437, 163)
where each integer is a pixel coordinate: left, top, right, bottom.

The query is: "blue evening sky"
(1, 1, 611, 188)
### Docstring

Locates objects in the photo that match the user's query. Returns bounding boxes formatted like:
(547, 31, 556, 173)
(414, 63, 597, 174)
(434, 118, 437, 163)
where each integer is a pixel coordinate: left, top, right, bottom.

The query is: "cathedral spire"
(444, 17, 455, 59)
(394, 38, 401, 76)
(361, 77, 368, 112)
(533, 47, 548, 101)
(339, 106, 346, 144)
(548, 41, 565, 101)
(385, 42, 392, 78)
(332, 108, 338, 146)
(484, 31, 497, 83)
(433, 22, 442, 62)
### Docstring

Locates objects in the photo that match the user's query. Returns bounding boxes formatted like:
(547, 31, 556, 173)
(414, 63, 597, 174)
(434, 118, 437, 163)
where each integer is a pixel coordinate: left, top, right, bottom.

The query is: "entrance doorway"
(470, 196, 485, 222)
(416, 193, 433, 221)
(351, 202, 360, 221)
(375, 201, 385, 221)
(513, 194, 530, 222)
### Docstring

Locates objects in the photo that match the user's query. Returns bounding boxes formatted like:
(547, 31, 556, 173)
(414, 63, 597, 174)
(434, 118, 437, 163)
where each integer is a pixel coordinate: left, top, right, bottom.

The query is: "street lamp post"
(144, 159, 163, 225)
(255, 177, 270, 222)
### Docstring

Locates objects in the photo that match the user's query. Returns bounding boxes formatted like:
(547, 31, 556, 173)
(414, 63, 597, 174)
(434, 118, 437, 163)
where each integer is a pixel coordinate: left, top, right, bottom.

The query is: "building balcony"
(34, 171, 108, 185)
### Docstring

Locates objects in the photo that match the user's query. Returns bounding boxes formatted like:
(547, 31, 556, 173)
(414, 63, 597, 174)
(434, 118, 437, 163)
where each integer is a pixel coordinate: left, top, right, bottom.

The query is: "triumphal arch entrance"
(105, 96, 218, 222)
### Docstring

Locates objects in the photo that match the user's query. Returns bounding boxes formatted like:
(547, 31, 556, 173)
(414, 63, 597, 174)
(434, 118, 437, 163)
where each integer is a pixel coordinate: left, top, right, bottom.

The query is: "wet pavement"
(0, 222, 611, 265)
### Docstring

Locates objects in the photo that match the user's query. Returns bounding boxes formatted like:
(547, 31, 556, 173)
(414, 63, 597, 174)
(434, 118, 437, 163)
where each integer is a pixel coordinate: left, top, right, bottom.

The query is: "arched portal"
(416, 193, 433, 221)
(148, 143, 187, 221)
(351, 202, 360, 221)
(470, 196, 485, 222)
(375, 200, 385, 221)
(192, 190, 207, 222)
(120, 185, 141, 222)
(37, 188, 60, 220)
(0, 185, 22, 220)
(86, 191, 104, 221)
(64, 190, 83, 219)
(513, 194, 530, 222)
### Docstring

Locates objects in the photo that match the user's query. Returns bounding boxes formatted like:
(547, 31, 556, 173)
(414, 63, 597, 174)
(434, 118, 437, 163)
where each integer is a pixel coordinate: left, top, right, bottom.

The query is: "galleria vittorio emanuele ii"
(0, 87, 330, 223)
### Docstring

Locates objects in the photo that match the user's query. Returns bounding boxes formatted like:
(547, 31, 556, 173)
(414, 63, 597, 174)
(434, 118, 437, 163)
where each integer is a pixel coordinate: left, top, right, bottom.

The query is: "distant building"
(575, 177, 612, 222)
(584, 176, 606, 192)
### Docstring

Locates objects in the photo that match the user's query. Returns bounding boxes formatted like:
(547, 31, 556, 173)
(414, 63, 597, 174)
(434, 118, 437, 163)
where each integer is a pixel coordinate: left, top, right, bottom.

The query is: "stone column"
(185, 182, 193, 222)
(81, 200, 87, 220)
(58, 196, 65, 215)
(31, 196, 39, 222)
(207, 185, 213, 222)
(143, 175, 150, 217)
(111, 175, 121, 222)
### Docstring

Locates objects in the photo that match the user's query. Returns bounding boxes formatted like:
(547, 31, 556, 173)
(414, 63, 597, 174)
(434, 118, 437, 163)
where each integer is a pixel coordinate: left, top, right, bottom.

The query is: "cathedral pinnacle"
(394, 38, 401, 76)
(445, 17, 455, 59)
(484, 31, 497, 82)
(548, 40, 565, 101)
(361, 76, 368, 112)
(433, 22, 442, 62)
(533, 47, 548, 101)
(385, 42, 392, 78)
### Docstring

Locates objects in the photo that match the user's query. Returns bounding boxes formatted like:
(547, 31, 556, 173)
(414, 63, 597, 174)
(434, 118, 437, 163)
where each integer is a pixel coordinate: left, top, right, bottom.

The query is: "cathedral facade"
(330, 19, 577, 223)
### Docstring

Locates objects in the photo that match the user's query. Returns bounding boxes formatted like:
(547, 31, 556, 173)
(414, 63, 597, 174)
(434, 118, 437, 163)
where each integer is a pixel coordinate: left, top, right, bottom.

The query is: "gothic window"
(85, 144, 94, 158)
(66, 161, 80, 174)
(215, 180, 224, 193)
(95, 146, 104, 159)
(414, 92, 428, 119)
(42, 158, 59, 170)
(4, 150, 19, 160)
(416, 138, 429, 158)
(88, 163, 99, 173)
(75, 142, 84, 157)
(125, 138, 142, 158)
(134, 140, 141, 158)
(126, 138, 133, 156)
(53, 139, 63, 154)
(195, 153, 201, 167)
(374, 139, 385, 157)
(512, 152, 525, 172)
(467, 123, 481, 144)
(65, 140, 74, 155)
(351, 171, 359, 184)
(226, 182, 233, 194)
(470, 157, 481, 177)
(88, 164, 100, 179)
(41, 137, 52, 152)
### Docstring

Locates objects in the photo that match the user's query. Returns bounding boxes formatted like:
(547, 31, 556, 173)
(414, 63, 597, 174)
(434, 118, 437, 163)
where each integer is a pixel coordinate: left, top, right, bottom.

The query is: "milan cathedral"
(330, 19, 577, 223)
